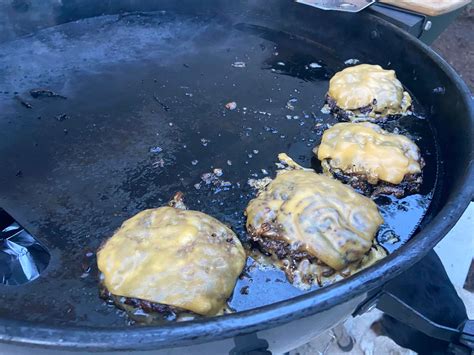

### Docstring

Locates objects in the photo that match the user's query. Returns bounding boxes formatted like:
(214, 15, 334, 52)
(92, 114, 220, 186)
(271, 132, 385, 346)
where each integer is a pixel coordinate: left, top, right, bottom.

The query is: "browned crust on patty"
(326, 95, 409, 122)
(99, 283, 197, 322)
(323, 158, 425, 198)
(247, 224, 336, 286)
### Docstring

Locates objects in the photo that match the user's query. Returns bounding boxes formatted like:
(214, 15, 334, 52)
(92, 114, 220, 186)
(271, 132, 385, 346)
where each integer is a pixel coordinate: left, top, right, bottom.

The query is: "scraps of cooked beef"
(97, 192, 246, 321)
(245, 154, 386, 289)
(315, 122, 424, 198)
(325, 64, 412, 122)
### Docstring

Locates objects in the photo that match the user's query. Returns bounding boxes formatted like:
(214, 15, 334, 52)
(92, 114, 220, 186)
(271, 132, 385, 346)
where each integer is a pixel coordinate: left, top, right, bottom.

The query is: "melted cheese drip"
(97, 207, 246, 316)
(316, 122, 422, 185)
(328, 64, 412, 118)
(245, 170, 383, 270)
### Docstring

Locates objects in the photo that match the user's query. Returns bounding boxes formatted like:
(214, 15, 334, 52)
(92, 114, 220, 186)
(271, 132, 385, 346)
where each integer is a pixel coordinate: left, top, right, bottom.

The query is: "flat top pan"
(0, 1, 472, 350)
(0, 10, 437, 327)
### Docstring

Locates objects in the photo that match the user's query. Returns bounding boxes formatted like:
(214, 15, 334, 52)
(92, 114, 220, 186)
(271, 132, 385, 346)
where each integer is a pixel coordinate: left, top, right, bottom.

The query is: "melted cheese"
(328, 64, 412, 118)
(97, 207, 246, 316)
(316, 122, 422, 185)
(245, 169, 383, 270)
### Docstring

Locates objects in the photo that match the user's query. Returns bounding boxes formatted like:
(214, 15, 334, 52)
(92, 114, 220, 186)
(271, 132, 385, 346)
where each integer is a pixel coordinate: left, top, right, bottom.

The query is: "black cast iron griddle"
(0, 11, 439, 327)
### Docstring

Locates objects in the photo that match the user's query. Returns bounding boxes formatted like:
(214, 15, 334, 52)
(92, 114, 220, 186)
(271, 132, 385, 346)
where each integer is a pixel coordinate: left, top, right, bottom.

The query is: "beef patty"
(325, 64, 412, 122)
(97, 193, 246, 321)
(315, 122, 424, 198)
(245, 155, 386, 289)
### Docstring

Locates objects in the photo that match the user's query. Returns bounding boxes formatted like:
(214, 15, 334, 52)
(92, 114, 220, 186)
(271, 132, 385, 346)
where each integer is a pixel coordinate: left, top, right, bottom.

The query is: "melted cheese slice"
(316, 122, 422, 185)
(246, 170, 383, 270)
(328, 64, 412, 116)
(97, 207, 246, 316)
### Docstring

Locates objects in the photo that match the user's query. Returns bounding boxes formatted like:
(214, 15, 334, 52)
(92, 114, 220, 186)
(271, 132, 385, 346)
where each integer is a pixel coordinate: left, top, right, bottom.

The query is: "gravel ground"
(431, 7, 474, 92)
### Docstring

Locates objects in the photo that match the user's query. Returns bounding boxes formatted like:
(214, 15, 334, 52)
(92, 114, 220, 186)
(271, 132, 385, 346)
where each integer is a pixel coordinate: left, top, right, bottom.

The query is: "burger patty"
(245, 160, 386, 289)
(322, 158, 425, 198)
(248, 224, 315, 262)
(325, 64, 412, 122)
(326, 95, 404, 122)
(99, 283, 197, 323)
(247, 223, 342, 286)
(96, 192, 246, 318)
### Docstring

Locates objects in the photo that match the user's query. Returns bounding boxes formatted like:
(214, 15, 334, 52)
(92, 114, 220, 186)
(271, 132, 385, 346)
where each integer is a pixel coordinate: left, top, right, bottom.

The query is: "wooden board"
(379, 0, 471, 16)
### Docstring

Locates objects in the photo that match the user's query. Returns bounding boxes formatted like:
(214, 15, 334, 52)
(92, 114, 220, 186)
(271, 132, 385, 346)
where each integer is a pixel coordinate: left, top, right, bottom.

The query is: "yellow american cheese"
(316, 122, 422, 185)
(97, 207, 246, 316)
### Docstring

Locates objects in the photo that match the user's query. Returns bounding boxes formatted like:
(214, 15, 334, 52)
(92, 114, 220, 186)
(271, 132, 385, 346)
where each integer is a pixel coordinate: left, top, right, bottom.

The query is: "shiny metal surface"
(295, 0, 375, 12)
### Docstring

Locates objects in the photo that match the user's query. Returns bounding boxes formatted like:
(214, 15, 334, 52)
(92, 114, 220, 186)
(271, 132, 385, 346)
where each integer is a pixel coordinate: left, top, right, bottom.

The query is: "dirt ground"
(431, 7, 474, 92)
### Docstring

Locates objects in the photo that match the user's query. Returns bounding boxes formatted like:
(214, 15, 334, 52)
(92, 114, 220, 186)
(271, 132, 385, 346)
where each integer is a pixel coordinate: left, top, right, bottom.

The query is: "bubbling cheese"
(245, 169, 383, 271)
(328, 64, 412, 119)
(316, 122, 422, 185)
(97, 207, 246, 316)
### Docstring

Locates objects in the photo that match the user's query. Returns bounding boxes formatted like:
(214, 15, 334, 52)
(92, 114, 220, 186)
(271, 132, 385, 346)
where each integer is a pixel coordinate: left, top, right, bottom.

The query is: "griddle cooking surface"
(0, 12, 437, 327)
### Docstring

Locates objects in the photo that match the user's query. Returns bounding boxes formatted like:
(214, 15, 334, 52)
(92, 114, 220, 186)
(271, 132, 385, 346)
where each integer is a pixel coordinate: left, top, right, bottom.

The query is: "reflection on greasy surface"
(98, 196, 245, 317)
(316, 122, 423, 185)
(327, 64, 412, 121)
(245, 155, 385, 289)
